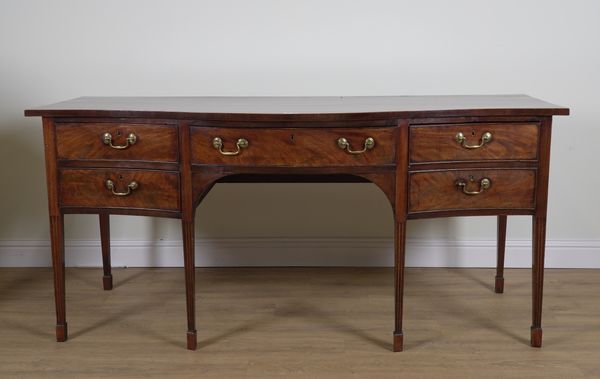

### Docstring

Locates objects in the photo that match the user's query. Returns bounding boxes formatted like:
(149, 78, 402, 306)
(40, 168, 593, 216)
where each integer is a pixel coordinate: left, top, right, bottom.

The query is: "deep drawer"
(56, 122, 179, 162)
(408, 169, 535, 213)
(191, 127, 395, 166)
(59, 169, 180, 211)
(410, 123, 539, 163)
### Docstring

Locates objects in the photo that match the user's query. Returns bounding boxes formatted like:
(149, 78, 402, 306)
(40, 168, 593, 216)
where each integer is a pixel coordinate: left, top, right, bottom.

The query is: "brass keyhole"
(116, 130, 122, 136)
(471, 129, 476, 136)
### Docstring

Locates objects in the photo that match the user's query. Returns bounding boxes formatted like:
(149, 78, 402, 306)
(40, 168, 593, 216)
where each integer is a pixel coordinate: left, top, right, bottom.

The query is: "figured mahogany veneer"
(408, 169, 536, 213)
(59, 169, 180, 211)
(25, 95, 568, 353)
(56, 122, 179, 162)
(191, 127, 395, 166)
(410, 122, 539, 163)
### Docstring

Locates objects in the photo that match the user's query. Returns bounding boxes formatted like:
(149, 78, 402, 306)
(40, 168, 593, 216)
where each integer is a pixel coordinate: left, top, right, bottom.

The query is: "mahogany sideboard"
(25, 95, 569, 351)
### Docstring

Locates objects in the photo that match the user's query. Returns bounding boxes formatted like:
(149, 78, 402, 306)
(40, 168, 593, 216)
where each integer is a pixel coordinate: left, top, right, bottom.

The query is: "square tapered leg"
(182, 220, 197, 350)
(393, 220, 406, 352)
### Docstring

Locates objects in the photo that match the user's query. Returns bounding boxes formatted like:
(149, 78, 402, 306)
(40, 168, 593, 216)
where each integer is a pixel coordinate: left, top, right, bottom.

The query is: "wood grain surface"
(58, 168, 180, 211)
(408, 169, 535, 213)
(0, 267, 597, 379)
(410, 122, 539, 163)
(25, 95, 569, 120)
(191, 127, 395, 166)
(56, 122, 179, 162)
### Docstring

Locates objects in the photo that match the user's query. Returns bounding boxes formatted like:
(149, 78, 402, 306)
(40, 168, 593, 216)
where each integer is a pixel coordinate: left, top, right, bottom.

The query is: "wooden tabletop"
(25, 95, 569, 121)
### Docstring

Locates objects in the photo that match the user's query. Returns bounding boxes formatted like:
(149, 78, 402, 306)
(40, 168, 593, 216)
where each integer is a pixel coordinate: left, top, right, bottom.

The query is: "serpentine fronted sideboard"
(25, 95, 569, 351)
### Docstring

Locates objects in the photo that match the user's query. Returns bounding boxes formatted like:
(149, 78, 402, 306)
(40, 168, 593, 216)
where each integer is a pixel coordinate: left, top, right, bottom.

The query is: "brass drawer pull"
(212, 137, 248, 156)
(103, 132, 137, 149)
(105, 179, 138, 196)
(456, 177, 491, 196)
(337, 137, 375, 154)
(455, 131, 492, 149)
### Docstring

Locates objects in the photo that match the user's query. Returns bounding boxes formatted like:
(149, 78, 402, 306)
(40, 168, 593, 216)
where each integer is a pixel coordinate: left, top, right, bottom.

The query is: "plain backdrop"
(0, 0, 597, 266)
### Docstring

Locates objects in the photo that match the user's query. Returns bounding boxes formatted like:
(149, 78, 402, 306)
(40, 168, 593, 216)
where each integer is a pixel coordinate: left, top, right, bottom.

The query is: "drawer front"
(410, 123, 539, 163)
(191, 127, 395, 166)
(409, 169, 535, 213)
(56, 122, 179, 162)
(59, 169, 180, 211)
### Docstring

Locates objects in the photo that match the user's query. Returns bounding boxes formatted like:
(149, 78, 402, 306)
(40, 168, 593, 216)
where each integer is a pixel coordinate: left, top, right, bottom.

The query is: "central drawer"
(191, 127, 395, 166)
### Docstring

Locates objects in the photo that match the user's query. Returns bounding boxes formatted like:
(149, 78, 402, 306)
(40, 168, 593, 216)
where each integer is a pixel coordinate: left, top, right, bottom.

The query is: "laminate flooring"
(1, 267, 599, 378)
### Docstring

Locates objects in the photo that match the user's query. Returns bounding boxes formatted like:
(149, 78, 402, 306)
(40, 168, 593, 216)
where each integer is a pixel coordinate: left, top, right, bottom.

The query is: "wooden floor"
(1, 267, 599, 378)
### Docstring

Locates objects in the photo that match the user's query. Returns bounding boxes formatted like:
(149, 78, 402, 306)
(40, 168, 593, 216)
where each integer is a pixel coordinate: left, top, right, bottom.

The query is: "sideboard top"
(25, 95, 569, 121)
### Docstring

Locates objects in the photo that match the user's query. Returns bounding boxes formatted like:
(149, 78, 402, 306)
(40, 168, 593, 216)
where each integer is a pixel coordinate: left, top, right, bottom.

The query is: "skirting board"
(0, 238, 599, 268)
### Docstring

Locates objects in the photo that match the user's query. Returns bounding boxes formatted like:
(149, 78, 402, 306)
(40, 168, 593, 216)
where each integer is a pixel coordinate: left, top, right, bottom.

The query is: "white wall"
(0, 0, 598, 267)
